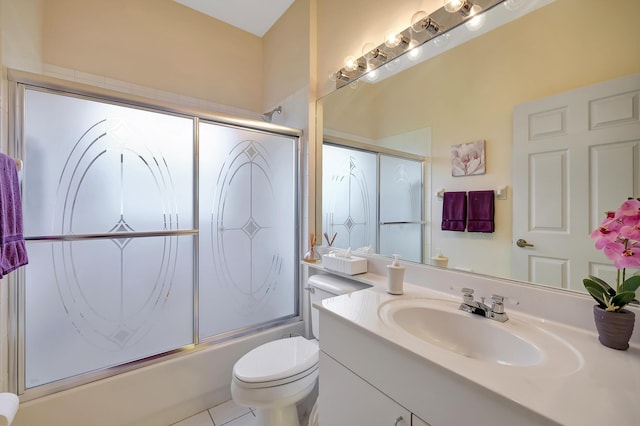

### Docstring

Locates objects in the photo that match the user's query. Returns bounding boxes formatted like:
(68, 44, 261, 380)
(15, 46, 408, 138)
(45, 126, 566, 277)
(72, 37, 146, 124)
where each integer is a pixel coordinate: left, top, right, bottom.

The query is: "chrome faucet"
(459, 288, 509, 322)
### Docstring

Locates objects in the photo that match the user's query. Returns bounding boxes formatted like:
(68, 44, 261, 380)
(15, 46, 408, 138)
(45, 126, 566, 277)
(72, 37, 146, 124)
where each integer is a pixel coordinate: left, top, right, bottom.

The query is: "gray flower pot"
(593, 305, 635, 350)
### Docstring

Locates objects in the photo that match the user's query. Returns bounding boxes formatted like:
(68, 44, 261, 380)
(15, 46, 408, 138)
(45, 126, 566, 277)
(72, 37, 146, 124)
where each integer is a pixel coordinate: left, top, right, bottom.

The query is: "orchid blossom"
(585, 198, 640, 311)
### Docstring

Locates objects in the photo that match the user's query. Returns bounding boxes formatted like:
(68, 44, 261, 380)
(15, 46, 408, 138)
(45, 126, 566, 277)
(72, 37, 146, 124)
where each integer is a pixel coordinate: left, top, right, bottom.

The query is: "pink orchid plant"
(585, 198, 640, 311)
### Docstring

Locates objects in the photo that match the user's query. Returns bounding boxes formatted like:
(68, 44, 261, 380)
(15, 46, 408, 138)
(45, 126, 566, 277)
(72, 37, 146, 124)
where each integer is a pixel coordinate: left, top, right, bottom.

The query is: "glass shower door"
(198, 122, 298, 339)
(379, 154, 424, 263)
(22, 88, 195, 389)
(16, 81, 300, 396)
(322, 144, 377, 252)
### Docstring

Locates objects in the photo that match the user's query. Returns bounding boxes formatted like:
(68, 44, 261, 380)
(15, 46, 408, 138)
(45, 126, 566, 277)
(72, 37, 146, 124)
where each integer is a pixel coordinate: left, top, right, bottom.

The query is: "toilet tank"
(308, 274, 369, 340)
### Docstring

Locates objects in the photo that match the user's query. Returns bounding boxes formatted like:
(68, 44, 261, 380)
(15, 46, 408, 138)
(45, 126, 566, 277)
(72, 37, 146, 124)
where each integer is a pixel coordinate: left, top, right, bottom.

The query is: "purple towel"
(441, 191, 467, 232)
(467, 190, 495, 233)
(0, 154, 28, 277)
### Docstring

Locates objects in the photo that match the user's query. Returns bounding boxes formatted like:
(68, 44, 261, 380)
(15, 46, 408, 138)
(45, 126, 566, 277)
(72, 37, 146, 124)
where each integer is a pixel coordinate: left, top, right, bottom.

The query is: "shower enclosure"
(8, 72, 301, 399)
(322, 143, 425, 263)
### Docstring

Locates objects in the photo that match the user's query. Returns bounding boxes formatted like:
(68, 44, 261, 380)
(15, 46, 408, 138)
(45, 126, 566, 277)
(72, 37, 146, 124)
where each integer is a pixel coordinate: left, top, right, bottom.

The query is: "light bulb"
(444, 0, 472, 16)
(362, 42, 375, 58)
(410, 11, 428, 33)
(465, 8, 485, 31)
(385, 32, 410, 50)
(344, 56, 358, 72)
(366, 69, 379, 82)
(385, 33, 402, 48)
(444, 0, 464, 13)
(408, 45, 423, 61)
(503, 0, 525, 11)
(469, 4, 482, 17)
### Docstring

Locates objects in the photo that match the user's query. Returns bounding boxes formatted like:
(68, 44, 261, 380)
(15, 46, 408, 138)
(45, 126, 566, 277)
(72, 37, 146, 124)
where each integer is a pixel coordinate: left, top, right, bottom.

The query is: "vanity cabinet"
(411, 414, 430, 426)
(319, 352, 416, 426)
(318, 304, 553, 426)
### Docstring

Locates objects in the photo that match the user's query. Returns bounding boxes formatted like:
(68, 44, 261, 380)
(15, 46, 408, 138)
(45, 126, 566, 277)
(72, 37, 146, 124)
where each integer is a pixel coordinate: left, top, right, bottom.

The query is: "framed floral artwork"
(451, 140, 485, 176)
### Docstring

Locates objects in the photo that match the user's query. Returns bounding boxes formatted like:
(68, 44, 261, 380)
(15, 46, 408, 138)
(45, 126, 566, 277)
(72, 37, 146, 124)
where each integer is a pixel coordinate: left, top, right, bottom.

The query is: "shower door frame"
(5, 69, 303, 400)
(322, 139, 428, 263)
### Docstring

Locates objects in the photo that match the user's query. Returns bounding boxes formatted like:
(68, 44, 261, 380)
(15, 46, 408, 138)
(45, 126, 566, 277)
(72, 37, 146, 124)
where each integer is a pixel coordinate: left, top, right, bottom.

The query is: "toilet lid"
(233, 336, 319, 383)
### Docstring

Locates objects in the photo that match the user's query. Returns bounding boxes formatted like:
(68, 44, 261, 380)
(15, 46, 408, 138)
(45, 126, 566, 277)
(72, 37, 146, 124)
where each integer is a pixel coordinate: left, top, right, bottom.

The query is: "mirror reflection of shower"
(261, 105, 282, 122)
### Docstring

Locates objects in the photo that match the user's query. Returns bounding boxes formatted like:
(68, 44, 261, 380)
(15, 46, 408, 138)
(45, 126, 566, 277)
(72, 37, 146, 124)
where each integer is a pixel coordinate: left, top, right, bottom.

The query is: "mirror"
(317, 0, 639, 291)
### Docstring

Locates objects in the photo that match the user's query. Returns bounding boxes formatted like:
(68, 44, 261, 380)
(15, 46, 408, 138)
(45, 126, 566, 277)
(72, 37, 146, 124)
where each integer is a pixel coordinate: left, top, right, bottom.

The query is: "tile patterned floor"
(171, 400, 256, 426)
(172, 399, 313, 426)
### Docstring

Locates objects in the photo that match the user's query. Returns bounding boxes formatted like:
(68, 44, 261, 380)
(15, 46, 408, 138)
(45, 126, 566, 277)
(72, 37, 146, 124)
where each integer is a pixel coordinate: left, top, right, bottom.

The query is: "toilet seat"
(233, 336, 319, 388)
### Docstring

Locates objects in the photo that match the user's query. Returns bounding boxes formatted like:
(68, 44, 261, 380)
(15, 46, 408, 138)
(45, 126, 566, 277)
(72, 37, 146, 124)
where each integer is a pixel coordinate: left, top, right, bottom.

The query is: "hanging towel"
(467, 190, 495, 233)
(441, 191, 467, 231)
(0, 154, 28, 278)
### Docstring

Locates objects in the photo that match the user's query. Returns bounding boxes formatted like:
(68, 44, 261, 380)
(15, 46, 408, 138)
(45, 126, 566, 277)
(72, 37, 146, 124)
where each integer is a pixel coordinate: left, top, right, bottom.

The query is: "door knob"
(516, 239, 534, 248)
(394, 416, 408, 426)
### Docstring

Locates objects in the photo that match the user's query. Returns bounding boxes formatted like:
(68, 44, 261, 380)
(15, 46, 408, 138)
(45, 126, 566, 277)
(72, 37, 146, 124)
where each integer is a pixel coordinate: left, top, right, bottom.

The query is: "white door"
(512, 73, 640, 291)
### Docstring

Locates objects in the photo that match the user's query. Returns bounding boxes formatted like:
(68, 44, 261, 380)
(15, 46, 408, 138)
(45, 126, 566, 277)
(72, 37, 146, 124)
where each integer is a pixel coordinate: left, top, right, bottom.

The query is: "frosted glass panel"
(379, 155, 423, 263)
(379, 155, 423, 223)
(198, 122, 297, 338)
(18, 84, 299, 394)
(24, 236, 194, 388)
(23, 88, 194, 236)
(322, 145, 377, 251)
(379, 224, 422, 263)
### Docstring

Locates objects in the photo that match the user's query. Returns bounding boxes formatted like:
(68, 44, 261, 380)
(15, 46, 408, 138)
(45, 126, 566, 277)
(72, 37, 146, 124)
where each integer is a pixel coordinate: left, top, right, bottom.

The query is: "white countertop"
(313, 270, 640, 425)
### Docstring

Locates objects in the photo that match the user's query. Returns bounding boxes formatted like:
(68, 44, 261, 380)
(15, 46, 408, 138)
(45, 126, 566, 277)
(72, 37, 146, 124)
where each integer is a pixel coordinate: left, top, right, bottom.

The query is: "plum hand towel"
(441, 191, 467, 231)
(0, 154, 28, 278)
(467, 190, 495, 233)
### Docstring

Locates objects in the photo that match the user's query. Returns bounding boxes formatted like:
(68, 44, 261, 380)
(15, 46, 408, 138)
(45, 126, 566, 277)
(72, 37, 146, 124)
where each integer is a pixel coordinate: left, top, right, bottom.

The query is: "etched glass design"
(322, 144, 377, 251)
(24, 237, 194, 388)
(323, 145, 424, 261)
(20, 87, 298, 393)
(22, 88, 194, 388)
(198, 122, 297, 338)
(23, 90, 194, 236)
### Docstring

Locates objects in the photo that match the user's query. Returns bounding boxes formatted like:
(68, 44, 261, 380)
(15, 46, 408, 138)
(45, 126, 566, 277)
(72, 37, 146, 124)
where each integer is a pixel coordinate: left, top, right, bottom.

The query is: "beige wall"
(0, 0, 43, 74)
(42, 0, 264, 112)
(318, 0, 640, 277)
(263, 0, 310, 110)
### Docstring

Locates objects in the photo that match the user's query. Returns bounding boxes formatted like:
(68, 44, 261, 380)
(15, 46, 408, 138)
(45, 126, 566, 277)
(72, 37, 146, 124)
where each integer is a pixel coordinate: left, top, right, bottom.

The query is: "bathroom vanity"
(309, 257, 640, 425)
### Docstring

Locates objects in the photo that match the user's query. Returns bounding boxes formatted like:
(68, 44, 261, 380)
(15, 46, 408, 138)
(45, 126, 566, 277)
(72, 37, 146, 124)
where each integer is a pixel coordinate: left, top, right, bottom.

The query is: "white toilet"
(231, 274, 368, 426)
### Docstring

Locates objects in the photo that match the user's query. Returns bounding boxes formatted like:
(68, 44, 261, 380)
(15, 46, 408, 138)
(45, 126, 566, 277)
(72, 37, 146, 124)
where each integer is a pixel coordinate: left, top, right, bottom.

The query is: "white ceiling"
(173, 0, 295, 37)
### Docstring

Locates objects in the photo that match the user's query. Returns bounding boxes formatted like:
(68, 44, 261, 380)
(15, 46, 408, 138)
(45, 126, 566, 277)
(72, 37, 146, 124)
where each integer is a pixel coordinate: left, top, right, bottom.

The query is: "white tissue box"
(322, 253, 367, 275)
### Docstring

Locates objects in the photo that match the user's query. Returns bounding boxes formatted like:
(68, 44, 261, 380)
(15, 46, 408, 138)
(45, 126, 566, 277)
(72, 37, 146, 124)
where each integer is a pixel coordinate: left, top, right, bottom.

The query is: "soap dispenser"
(432, 248, 449, 268)
(386, 254, 405, 295)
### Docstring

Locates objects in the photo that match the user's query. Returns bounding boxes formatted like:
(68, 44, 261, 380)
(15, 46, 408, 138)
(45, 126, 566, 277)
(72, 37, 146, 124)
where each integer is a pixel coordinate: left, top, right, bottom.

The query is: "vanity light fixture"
(362, 43, 388, 63)
(330, 69, 351, 82)
(331, 0, 508, 89)
(466, 9, 486, 30)
(407, 45, 423, 61)
(384, 32, 410, 49)
(344, 56, 366, 72)
(444, 0, 474, 16)
(365, 69, 380, 82)
(411, 11, 441, 35)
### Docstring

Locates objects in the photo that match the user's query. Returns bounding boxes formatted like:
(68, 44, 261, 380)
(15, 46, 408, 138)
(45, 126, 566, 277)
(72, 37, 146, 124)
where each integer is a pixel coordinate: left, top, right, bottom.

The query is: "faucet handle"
(491, 294, 505, 313)
(461, 288, 475, 303)
(490, 294, 509, 322)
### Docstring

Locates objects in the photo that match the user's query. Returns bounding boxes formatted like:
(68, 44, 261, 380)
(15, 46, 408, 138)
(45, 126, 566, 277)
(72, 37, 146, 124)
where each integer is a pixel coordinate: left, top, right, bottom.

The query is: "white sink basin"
(378, 298, 582, 372)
